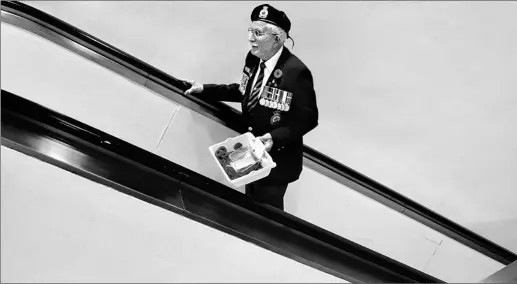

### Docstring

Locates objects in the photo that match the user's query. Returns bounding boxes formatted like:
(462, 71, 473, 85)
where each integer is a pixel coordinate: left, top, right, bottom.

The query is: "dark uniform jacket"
(194, 46, 318, 184)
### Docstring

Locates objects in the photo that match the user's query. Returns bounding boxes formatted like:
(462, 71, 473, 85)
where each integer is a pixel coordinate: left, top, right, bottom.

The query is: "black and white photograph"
(1, 1, 516, 283)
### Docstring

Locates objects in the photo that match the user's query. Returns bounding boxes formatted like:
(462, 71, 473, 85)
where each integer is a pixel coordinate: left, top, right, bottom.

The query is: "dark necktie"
(247, 62, 266, 113)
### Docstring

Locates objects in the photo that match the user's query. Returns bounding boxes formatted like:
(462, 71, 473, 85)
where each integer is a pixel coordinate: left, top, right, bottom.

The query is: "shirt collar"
(261, 45, 284, 72)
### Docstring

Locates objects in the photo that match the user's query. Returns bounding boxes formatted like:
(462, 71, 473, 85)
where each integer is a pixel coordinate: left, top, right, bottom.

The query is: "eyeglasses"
(248, 28, 277, 38)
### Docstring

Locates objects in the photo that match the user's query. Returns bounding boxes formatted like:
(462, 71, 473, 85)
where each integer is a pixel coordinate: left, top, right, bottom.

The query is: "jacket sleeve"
(270, 69, 319, 148)
(193, 83, 243, 103)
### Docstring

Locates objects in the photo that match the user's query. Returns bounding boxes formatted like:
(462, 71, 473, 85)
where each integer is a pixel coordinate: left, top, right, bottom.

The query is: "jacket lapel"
(242, 64, 258, 111)
(245, 65, 259, 97)
(265, 46, 290, 88)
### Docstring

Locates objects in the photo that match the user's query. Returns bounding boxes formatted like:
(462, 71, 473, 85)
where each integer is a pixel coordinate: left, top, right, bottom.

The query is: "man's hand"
(257, 133, 273, 152)
(184, 79, 203, 95)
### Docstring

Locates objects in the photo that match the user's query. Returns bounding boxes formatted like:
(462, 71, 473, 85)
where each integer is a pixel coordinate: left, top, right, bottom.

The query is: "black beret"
(250, 4, 291, 36)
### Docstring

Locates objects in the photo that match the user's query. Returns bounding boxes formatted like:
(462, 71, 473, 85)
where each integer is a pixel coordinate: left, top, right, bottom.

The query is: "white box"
(208, 132, 276, 188)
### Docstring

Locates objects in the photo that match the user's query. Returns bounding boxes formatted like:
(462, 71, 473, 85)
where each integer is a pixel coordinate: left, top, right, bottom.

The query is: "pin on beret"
(250, 4, 291, 36)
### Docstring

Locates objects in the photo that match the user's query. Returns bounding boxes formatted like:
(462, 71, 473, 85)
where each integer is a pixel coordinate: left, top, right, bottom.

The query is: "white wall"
(0, 146, 345, 283)
(20, 1, 517, 255)
(0, 7, 506, 282)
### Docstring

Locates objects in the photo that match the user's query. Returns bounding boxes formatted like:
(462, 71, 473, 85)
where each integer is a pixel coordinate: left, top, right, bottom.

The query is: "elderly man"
(185, 4, 319, 211)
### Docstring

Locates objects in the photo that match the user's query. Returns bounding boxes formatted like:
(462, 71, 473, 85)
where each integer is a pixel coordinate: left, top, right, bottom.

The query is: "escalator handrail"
(1, 0, 515, 265)
(1, 89, 444, 283)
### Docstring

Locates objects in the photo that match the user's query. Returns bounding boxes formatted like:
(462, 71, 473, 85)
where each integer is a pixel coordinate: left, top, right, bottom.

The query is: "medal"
(284, 92, 293, 112)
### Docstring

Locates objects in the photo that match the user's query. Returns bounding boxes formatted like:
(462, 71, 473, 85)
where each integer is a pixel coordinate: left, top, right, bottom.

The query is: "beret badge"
(274, 69, 282, 78)
(259, 6, 268, 19)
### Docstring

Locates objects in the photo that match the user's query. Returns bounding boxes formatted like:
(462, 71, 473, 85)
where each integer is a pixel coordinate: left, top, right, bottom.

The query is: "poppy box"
(208, 132, 276, 188)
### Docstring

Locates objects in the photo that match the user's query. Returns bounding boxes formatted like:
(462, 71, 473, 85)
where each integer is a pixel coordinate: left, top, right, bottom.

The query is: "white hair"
(266, 23, 288, 44)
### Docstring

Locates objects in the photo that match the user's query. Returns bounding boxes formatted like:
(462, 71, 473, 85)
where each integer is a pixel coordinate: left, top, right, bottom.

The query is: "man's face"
(248, 21, 277, 60)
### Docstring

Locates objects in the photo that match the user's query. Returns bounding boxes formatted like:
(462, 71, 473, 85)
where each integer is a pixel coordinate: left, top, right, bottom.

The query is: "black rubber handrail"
(1, 89, 444, 283)
(1, 0, 515, 265)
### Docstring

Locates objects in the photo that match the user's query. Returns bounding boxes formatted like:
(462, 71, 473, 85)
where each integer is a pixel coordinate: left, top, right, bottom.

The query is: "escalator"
(1, 1, 515, 282)
(1, 90, 440, 283)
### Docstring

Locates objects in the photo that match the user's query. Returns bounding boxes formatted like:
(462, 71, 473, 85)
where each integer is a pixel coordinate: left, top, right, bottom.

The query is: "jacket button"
(248, 127, 253, 131)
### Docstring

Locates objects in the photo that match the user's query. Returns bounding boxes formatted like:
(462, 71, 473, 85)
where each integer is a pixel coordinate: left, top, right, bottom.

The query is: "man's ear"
(274, 35, 280, 44)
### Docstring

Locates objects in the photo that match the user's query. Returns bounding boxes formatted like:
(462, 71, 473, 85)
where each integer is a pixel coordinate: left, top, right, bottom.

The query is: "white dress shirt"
(250, 45, 284, 97)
